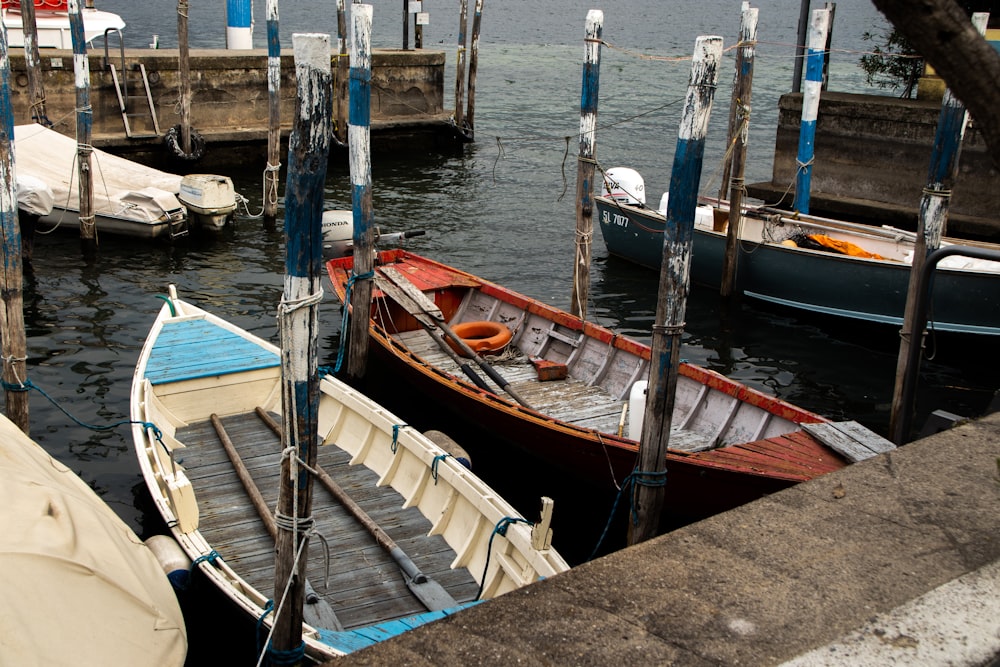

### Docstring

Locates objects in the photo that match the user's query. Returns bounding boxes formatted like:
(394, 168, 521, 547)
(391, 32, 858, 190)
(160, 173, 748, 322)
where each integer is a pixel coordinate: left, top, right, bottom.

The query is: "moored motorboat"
(327, 250, 896, 525)
(595, 167, 1000, 336)
(1, 0, 125, 49)
(130, 285, 569, 661)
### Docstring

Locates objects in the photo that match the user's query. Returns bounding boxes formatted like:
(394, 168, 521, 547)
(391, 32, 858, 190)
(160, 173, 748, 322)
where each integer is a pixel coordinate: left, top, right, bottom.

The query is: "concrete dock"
(325, 411, 1000, 666)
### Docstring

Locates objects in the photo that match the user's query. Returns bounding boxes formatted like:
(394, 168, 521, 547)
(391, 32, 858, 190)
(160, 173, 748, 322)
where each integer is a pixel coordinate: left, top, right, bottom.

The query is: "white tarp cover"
(0, 413, 187, 666)
(13, 123, 183, 225)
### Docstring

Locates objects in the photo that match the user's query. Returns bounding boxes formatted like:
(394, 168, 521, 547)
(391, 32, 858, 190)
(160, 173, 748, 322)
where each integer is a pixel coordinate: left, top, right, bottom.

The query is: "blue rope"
(391, 423, 401, 454)
(333, 270, 375, 373)
(431, 453, 451, 484)
(256, 600, 274, 657)
(267, 641, 306, 666)
(476, 516, 532, 601)
(191, 550, 220, 569)
(587, 467, 668, 562)
(155, 294, 177, 317)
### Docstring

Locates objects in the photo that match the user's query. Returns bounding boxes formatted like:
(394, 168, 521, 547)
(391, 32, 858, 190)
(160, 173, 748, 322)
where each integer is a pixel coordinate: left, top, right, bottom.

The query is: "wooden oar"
(377, 266, 535, 410)
(209, 414, 344, 632)
(373, 273, 491, 391)
(254, 407, 459, 612)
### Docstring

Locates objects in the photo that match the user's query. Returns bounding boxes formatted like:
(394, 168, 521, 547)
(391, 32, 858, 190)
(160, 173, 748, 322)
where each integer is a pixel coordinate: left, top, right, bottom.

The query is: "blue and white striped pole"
(570, 9, 603, 320)
(345, 4, 375, 382)
(68, 0, 95, 246)
(226, 0, 254, 49)
(630, 35, 723, 546)
(792, 8, 830, 215)
(271, 31, 332, 660)
(0, 21, 30, 431)
(889, 11, 988, 445)
(263, 0, 280, 228)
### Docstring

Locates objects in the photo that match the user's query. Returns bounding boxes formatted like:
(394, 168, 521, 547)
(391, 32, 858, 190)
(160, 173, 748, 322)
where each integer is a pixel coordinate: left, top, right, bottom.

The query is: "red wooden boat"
(327, 250, 893, 523)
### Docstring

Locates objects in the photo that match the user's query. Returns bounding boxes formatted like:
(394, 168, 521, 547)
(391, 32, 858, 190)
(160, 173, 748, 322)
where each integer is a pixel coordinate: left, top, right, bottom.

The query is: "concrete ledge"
(325, 412, 1000, 665)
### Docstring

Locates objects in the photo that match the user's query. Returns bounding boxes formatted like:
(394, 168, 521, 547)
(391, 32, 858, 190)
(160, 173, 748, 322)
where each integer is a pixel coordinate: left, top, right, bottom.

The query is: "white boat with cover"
(1, 0, 125, 49)
(0, 411, 187, 666)
(130, 286, 569, 661)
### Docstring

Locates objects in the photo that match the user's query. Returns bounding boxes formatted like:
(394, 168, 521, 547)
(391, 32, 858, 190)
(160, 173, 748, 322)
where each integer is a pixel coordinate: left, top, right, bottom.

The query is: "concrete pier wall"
(747, 91, 1000, 240)
(6, 48, 452, 161)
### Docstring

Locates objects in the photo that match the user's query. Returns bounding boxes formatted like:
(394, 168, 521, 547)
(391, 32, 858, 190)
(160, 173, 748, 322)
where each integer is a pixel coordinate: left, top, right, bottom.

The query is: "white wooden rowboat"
(130, 286, 569, 661)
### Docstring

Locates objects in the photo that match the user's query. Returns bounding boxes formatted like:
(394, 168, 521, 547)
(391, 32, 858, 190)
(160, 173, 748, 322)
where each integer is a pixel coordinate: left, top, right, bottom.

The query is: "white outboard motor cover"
(601, 167, 646, 206)
(178, 174, 236, 214)
(322, 209, 354, 257)
(15, 173, 54, 216)
(627, 380, 648, 441)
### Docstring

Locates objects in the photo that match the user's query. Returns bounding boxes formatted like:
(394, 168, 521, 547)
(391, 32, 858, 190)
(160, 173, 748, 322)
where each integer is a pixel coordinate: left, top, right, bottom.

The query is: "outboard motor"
(601, 167, 646, 206)
(322, 210, 354, 257)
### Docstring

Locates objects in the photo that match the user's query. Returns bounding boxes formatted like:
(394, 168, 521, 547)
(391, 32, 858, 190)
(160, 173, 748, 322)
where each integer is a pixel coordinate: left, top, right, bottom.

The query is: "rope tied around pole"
(795, 156, 815, 170)
(587, 467, 668, 561)
(333, 270, 375, 373)
(651, 323, 686, 336)
(921, 186, 953, 198)
(1, 355, 28, 390)
(277, 288, 324, 316)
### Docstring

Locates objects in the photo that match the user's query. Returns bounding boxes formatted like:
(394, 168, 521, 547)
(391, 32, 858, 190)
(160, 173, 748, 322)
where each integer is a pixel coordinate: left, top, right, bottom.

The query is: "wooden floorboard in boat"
(176, 412, 479, 631)
(395, 329, 628, 435)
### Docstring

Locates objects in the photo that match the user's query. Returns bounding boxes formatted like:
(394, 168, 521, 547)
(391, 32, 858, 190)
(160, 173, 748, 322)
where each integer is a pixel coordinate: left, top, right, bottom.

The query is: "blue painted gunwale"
(144, 317, 279, 385)
(318, 602, 481, 653)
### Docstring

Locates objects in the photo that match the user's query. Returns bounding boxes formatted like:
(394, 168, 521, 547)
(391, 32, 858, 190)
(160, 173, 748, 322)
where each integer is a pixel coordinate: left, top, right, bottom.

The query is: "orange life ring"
(447, 320, 512, 357)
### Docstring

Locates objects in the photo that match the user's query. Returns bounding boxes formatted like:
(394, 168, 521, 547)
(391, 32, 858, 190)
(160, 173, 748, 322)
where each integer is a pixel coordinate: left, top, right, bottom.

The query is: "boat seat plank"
(802, 421, 897, 462)
(145, 318, 279, 384)
(175, 412, 479, 631)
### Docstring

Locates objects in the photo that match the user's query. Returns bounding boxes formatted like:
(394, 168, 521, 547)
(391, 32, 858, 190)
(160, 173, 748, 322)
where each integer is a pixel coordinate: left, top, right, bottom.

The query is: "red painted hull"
(328, 250, 846, 521)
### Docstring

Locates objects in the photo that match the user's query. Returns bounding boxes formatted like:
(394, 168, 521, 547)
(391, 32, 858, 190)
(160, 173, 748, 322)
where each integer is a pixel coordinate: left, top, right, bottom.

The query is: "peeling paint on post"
(889, 12, 987, 445)
(270, 31, 332, 663)
(68, 0, 95, 249)
(453, 0, 469, 136)
(629, 35, 723, 547)
(263, 0, 281, 230)
(792, 8, 829, 215)
(346, 5, 374, 383)
(465, 0, 484, 139)
(335, 0, 349, 145)
(225, 0, 254, 49)
(720, 3, 757, 297)
(570, 10, 603, 320)
(0, 25, 29, 433)
(177, 0, 192, 155)
(19, 0, 49, 127)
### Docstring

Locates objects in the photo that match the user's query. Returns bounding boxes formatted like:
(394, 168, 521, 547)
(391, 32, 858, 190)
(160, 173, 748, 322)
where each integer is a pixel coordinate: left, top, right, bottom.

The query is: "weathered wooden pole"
(68, 0, 96, 250)
(0, 25, 30, 433)
(716, 1, 748, 201)
(570, 10, 603, 320)
(792, 0, 810, 92)
(791, 8, 829, 215)
(402, 0, 409, 50)
(628, 36, 723, 546)
(269, 32, 333, 665)
(225, 0, 254, 49)
(335, 0, 349, 145)
(345, 5, 375, 383)
(177, 0, 192, 155)
(465, 0, 484, 140)
(263, 0, 281, 231)
(719, 4, 758, 298)
(889, 11, 987, 445)
(453, 0, 469, 136)
(19, 0, 50, 127)
(821, 2, 836, 90)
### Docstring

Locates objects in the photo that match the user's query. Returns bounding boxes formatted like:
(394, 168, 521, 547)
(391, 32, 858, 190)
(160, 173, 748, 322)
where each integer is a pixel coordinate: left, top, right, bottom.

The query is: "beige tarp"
(0, 414, 187, 667)
(12, 123, 183, 225)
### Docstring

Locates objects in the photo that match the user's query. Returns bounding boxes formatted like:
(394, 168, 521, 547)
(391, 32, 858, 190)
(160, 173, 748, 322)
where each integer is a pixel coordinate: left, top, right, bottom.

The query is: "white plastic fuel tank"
(601, 167, 646, 206)
(627, 380, 647, 441)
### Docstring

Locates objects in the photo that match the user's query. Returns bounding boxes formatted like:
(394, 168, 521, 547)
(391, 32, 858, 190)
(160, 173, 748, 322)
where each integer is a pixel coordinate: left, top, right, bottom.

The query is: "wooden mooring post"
(269, 32, 333, 665)
(570, 10, 603, 320)
(335, 0, 349, 145)
(263, 0, 281, 231)
(792, 8, 829, 215)
(0, 26, 29, 433)
(719, 3, 758, 297)
(345, 5, 375, 383)
(889, 12, 988, 445)
(177, 0, 193, 155)
(69, 0, 95, 250)
(465, 0, 484, 140)
(453, 0, 469, 136)
(629, 35, 723, 546)
(19, 0, 49, 127)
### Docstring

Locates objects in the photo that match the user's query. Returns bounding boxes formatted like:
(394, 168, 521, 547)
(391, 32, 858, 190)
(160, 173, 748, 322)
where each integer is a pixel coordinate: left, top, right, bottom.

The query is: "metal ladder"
(104, 30, 161, 139)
